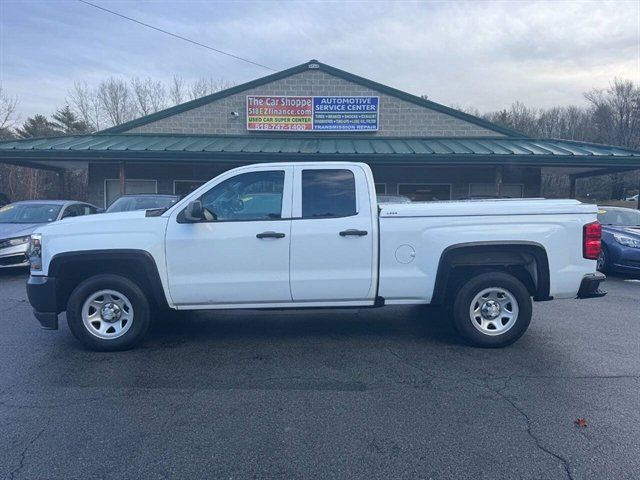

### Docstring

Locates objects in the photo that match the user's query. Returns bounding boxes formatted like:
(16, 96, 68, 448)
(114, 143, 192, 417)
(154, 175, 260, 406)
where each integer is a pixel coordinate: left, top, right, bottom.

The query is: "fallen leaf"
(575, 418, 588, 428)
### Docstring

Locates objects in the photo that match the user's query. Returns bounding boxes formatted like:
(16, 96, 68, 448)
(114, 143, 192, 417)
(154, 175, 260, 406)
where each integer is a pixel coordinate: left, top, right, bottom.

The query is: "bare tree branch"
(96, 77, 135, 126)
(0, 84, 19, 136)
(169, 75, 185, 105)
(68, 81, 103, 131)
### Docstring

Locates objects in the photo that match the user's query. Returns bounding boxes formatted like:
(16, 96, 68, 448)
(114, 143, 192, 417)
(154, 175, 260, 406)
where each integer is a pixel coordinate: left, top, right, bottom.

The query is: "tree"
(69, 81, 103, 131)
(52, 105, 92, 134)
(131, 77, 167, 116)
(15, 114, 61, 138)
(585, 78, 640, 148)
(0, 84, 18, 139)
(96, 77, 135, 126)
(188, 77, 235, 100)
(169, 75, 185, 105)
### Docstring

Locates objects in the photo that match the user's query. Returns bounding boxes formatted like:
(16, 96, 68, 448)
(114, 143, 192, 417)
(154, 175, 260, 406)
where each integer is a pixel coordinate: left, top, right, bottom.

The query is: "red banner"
(247, 96, 313, 131)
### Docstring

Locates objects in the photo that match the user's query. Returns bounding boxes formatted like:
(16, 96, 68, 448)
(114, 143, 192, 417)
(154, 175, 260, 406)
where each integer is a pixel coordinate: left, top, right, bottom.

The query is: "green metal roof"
(100, 60, 524, 137)
(1, 134, 640, 168)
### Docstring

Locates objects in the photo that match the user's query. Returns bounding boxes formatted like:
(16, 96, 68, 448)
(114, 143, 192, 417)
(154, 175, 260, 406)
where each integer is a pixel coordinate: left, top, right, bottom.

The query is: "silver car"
(0, 200, 99, 268)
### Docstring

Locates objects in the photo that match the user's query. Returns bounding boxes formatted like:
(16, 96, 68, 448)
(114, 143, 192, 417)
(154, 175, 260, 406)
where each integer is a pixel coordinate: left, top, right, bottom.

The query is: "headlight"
(28, 234, 42, 271)
(0, 236, 31, 249)
(613, 234, 640, 248)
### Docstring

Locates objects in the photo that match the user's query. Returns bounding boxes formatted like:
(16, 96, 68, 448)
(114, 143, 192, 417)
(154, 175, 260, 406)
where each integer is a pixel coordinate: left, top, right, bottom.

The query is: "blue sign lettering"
(312, 96, 379, 131)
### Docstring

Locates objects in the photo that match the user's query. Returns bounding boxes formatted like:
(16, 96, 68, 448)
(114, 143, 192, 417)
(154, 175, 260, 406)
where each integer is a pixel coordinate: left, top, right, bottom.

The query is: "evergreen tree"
(52, 105, 92, 134)
(16, 114, 61, 138)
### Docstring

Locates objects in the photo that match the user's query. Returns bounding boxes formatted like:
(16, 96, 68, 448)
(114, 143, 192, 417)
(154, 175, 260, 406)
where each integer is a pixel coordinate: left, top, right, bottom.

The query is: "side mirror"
(184, 200, 205, 222)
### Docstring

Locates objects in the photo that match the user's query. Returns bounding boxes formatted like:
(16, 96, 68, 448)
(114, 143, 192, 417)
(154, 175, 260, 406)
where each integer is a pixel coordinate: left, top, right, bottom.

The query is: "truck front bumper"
(26, 275, 59, 329)
(577, 272, 607, 299)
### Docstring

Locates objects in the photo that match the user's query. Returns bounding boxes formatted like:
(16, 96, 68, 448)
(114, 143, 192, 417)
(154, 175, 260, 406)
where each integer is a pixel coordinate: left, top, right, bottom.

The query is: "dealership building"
(1, 60, 640, 207)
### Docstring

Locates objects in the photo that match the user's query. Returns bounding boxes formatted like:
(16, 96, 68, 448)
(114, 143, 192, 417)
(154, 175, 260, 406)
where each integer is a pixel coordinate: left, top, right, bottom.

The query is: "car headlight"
(613, 234, 640, 248)
(28, 234, 42, 271)
(0, 236, 31, 249)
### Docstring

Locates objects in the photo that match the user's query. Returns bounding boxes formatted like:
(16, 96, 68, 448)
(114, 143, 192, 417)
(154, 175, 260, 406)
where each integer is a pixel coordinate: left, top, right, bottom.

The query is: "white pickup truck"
(26, 162, 605, 351)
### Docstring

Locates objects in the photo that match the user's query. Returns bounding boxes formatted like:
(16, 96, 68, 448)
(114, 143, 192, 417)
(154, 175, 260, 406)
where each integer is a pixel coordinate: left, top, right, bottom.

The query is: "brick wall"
(126, 70, 502, 138)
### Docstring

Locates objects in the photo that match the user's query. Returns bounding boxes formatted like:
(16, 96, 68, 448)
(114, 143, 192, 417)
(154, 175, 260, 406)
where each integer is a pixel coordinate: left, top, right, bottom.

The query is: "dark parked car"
(106, 194, 180, 213)
(597, 206, 640, 274)
(0, 200, 99, 268)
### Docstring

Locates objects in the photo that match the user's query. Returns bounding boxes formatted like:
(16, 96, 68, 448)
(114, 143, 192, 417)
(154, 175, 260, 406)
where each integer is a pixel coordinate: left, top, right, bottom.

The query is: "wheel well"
(432, 243, 550, 304)
(50, 250, 168, 313)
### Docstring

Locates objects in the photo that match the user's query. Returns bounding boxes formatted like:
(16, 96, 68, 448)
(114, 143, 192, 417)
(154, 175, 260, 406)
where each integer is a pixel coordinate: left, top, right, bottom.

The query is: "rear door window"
(301, 169, 356, 219)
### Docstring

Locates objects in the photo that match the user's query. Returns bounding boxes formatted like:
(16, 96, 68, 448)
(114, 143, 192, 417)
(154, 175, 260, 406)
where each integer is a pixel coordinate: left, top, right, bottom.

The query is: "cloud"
(0, 0, 638, 118)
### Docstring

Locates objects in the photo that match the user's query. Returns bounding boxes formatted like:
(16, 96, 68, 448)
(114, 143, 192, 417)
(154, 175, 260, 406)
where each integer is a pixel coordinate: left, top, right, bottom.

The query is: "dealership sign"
(247, 95, 379, 131)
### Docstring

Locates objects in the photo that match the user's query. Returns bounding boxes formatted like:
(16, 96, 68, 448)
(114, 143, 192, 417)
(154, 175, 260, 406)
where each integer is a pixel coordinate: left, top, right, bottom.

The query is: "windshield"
(107, 196, 178, 213)
(597, 207, 640, 226)
(0, 203, 62, 224)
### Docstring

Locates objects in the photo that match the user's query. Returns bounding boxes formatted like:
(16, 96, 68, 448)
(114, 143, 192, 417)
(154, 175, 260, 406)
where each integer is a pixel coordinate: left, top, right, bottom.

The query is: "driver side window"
(199, 170, 285, 221)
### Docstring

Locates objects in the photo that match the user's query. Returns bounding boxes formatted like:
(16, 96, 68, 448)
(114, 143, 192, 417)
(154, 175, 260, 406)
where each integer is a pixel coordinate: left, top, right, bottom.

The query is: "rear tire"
(597, 246, 609, 273)
(452, 272, 532, 348)
(66, 274, 150, 351)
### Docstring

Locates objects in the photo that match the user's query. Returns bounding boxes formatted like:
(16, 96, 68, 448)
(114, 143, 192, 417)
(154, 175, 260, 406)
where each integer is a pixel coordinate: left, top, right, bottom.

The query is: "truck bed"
(379, 198, 597, 218)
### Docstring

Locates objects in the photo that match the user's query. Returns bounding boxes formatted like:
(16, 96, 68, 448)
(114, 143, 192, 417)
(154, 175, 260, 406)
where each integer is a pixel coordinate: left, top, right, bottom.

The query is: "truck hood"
(34, 210, 153, 235)
(0, 223, 41, 239)
(379, 198, 597, 218)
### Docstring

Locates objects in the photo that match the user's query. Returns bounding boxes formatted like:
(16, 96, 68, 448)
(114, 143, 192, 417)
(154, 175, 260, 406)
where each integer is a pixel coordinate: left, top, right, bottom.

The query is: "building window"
(105, 179, 157, 208)
(469, 183, 523, 198)
(375, 183, 386, 194)
(174, 180, 206, 197)
(398, 184, 451, 202)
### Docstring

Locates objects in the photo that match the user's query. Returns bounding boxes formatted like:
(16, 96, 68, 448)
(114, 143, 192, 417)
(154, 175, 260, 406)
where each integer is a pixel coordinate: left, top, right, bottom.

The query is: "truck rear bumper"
(577, 272, 606, 299)
(26, 275, 59, 330)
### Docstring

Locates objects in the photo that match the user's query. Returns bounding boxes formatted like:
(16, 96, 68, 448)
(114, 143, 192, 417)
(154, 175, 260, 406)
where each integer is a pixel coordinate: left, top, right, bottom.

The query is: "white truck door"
(165, 167, 293, 306)
(290, 165, 375, 302)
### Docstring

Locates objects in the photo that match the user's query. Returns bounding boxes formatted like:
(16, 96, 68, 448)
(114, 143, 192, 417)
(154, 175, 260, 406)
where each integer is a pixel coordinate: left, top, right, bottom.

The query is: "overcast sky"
(1, 0, 639, 120)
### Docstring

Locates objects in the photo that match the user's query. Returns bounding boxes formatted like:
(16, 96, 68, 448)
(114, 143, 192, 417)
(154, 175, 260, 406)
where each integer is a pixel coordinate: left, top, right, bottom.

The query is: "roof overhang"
(2, 134, 640, 173)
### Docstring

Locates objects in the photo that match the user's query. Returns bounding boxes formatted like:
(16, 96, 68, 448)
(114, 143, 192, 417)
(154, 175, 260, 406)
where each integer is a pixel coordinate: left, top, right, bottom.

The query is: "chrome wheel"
(81, 289, 134, 340)
(469, 287, 519, 336)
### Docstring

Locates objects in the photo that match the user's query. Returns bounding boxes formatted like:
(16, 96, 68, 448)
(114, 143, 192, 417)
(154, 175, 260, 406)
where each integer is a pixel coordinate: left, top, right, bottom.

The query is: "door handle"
(339, 229, 368, 237)
(256, 231, 286, 239)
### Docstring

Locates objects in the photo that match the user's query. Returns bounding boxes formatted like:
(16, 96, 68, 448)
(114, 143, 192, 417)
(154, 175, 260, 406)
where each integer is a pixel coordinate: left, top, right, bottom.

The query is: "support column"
(119, 162, 126, 197)
(495, 166, 503, 197)
(637, 173, 640, 210)
(58, 171, 66, 199)
(569, 177, 576, 199)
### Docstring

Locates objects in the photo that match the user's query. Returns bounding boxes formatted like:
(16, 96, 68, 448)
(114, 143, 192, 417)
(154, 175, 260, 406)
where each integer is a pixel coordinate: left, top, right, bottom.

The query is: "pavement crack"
(9, 425, 47, 480)
(385, 346, 434, 378)
(484, 379, 575, 480)
(485, 374, 639, 381)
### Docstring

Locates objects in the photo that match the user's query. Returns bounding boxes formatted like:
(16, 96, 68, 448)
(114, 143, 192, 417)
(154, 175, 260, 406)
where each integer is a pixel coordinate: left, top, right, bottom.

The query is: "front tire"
(452, 272, 532, 348)
(66, 274, 150, 351)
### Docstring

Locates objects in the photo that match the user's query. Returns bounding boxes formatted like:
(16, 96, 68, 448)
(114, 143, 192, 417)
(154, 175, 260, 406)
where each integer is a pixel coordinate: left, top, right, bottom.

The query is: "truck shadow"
(0, 266, 28, 280)
(146, 305, 463, 347)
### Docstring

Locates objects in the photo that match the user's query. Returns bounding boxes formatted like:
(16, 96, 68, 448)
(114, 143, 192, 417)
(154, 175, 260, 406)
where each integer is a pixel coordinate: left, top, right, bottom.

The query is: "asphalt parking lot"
(0, 269, 638, 480)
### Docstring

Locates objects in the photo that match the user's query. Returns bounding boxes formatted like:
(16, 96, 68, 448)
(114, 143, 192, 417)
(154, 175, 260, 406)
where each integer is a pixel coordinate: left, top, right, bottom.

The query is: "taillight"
(583, 221, 602, 260)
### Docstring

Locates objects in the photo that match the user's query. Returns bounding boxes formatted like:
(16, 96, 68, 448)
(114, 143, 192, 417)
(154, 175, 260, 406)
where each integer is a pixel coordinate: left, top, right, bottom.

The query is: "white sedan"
(0, 200, 98, 268)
